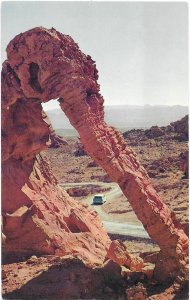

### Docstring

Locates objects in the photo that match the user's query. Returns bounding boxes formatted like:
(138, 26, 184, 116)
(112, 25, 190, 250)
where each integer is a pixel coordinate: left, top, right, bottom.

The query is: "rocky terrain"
(2, 27, 188, 299)
(43, 139, 111, 183)
(44, 115, 188, 236)
(2, 254, 188, 300)
(105, 115, 189, 235)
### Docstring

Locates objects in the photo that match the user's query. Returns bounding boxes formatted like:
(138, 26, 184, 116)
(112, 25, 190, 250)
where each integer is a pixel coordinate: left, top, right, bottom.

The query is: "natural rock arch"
(2, 27, 188, 281)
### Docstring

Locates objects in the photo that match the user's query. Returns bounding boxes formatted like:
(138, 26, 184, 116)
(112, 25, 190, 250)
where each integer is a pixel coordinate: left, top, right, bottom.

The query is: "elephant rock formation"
(2, 27, 188, 282)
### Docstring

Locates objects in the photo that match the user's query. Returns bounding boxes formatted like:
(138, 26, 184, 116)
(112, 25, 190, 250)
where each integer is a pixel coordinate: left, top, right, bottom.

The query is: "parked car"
(92, 194, 106, 205)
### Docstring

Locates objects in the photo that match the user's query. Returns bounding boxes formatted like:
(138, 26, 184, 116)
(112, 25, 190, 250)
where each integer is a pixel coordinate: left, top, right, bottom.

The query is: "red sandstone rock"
(42, 110, 68, 148)
(2, 256, 122, 299)
(107, 240, 132, 267)
(3, 153, 110, 265)
(142, 263, 155, 280)
(2, 27, 188, 281)
(107, 240, 144, 272)
(49, 133, 67, 148)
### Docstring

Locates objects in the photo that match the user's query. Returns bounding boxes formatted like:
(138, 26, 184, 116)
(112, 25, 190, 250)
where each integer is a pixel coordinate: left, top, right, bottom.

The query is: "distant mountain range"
(45, 105, 188, 134)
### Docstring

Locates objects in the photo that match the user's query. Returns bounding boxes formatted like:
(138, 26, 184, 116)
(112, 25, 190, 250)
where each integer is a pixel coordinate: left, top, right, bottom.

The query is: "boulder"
(107, 240, 144, 272)
(145, 126, 165, 138)
(171, 115, 188, 141)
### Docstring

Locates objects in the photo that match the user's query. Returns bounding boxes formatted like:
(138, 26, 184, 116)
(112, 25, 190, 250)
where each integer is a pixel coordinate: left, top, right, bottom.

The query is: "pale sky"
(1, 1, 189, 110)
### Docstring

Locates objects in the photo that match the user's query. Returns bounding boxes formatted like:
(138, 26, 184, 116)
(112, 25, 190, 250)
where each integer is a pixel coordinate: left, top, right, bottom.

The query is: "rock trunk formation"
(2, 27, 188, 281)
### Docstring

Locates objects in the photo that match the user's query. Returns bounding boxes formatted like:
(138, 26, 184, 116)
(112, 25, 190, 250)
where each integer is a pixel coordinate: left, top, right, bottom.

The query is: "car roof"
(94, 194, 104, 197)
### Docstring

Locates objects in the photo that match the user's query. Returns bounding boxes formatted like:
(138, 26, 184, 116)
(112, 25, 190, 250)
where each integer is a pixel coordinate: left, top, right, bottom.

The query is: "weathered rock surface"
(145, 126, 165, 138)
(3, 256, 188, 300)
(49, 132, 67, 148)
(121, 124, 189, 235)
(107, 240, 144, 272)
(42, 110, 68, 148)
(2, 27, 188, 282)
(2, 48, 110, 265)
(2, 256, 124, 299)
(3, 153, 110, 265)
(171, 115, 188, 141)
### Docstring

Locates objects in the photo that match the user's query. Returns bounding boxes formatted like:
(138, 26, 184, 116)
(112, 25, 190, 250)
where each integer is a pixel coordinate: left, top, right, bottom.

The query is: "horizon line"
(43, 103, 189, 111)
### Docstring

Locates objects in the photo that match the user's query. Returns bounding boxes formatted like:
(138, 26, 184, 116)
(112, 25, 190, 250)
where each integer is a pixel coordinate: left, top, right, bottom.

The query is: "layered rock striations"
(3, 152, 110, 265)
(2, 27, 188, 281)
(2, 48, 110, 265)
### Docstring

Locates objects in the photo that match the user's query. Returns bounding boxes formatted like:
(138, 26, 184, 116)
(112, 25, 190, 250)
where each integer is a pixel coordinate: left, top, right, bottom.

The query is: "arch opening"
(42, 100, 78, 138)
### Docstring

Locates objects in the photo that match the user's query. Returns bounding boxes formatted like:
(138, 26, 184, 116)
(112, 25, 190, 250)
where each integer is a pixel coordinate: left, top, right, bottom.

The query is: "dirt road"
(60, 182, 150, 239)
